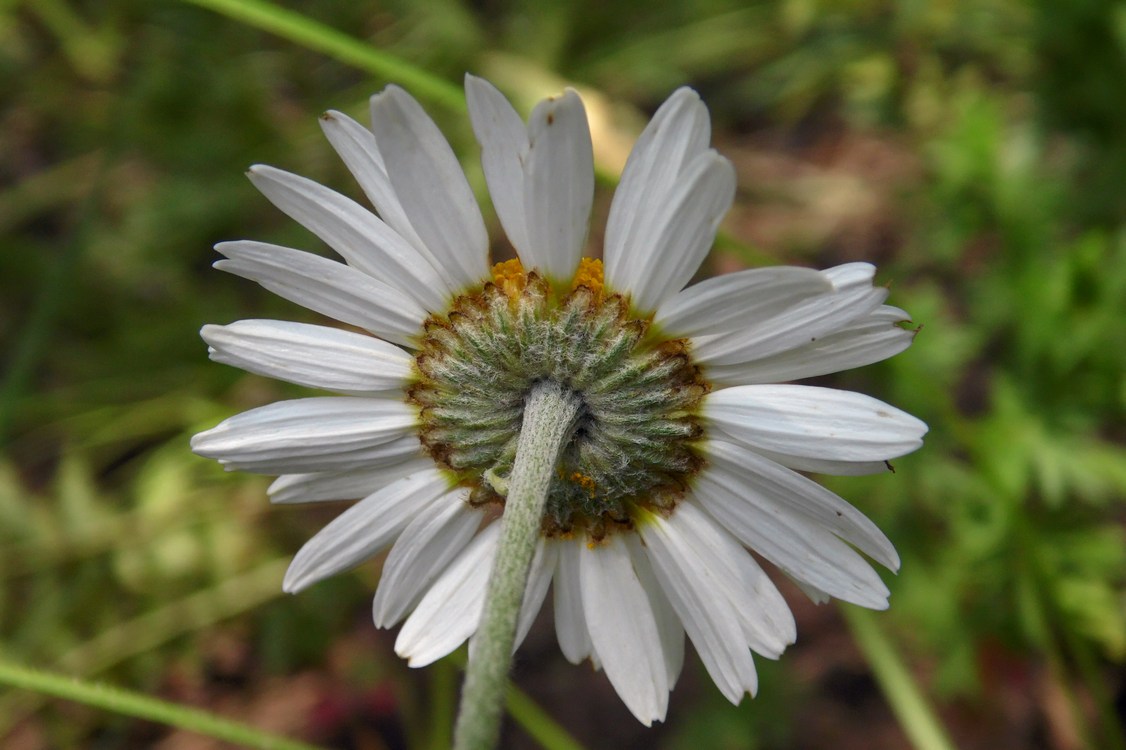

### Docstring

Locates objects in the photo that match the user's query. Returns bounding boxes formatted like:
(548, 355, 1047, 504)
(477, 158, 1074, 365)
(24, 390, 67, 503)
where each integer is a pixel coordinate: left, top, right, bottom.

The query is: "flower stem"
(179, 0, 465, 112)
(453, 380, 583, 750)
(0, 659, 324, 750)
(840, 605, 956, 750)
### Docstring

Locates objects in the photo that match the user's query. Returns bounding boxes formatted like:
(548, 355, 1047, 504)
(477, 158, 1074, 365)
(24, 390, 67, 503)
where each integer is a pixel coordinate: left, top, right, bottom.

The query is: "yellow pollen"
(569, 471, 597, 496)
(571, 258, 604, 299)
(491, 257, 605, 301)
(491, 258, 527, 297)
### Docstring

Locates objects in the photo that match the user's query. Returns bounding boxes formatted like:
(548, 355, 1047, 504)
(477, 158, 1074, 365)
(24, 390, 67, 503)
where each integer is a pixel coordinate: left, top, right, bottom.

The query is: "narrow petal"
(268, 456, 432, 504)
(793, 579, 832, 605)
(553, 539, 594, 664)
(639, 508, 760, 702)
(624, 536, 685, 686)
(214, 435, 421, 476)
(282, 467, 452, 592)
(191, 397, 417, 474)
(370, 86, 489, 292)
(703, 385, 927, 464)
(395, 522, 501, 667)
(202, 320, 413, 396)
(739, 447, 892, 477)
(213, 241, 425, 348)
(520, 89, 593, 281)
(372, 492, 480, 627)
(605, 88, 711, 290)
(246, 165, 450, 309)
(703, 438, 900, 571)
(692, 285, 886, 367)
(658, 503, 796, 657)
(653, 266, 832, 338)
(465, 75, 531, 255)
(694, 470, 891, 609)
(580, 535, 669, 726)
(609, 150, 736, 313)
(705, 306, 917, 385)
(317, 110, 444, 277)
(514, 540, 559, 651)
(822, 262, 876, 289)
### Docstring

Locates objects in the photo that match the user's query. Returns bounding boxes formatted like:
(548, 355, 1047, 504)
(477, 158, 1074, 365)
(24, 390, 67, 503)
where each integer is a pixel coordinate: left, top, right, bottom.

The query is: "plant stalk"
(841, 605, 957, 750)
(452, 380, 582, 750)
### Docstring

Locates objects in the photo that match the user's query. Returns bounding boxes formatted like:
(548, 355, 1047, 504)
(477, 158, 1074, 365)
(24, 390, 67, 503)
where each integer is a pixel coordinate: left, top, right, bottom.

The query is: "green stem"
(453, 381, 583, 750)
(840, 606, 957, 750)
(179, 0, 465, 112)
(0, 660, 325, 750)
(445, 651, 586, 750)
(503, 682, 586, 750)
(427, 658, 456, 750)
(0, 558, 290, 733)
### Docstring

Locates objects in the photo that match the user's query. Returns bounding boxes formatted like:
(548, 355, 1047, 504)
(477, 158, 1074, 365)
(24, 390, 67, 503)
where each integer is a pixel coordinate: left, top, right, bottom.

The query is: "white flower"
(192, 75, 926, 725)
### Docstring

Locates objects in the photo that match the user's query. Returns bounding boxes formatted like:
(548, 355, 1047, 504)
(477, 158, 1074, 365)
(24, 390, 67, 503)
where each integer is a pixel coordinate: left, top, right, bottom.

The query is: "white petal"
(520, 89, 593, 282)
(692, 285, 886, 367)
(246, 165, 450, 310)
(395, 522, 501, 667)
(372, 492, 480, 627)
(703, 385, 927, 464)
(623, 535, 685, 686)
(202, 320, 413, 396)
(213, 241, 425, 348)
(609, 150, 735, 313)
(638, 508, 760, 703)
(664, 503, 795, 657)
(268, 455, 432, 504)
(191, 397, 417, 474)
(514, 539, 559, 651)
(694, 457, 892, 609)
(466, 75, 531, 256)
(707, 305, 916, 385)
(580, 535, 669, 726)
(822, 262, 876, 290)
(221, 435, 421, 476)
(793, 579, 832, 605)
(553, 539, 593, 664)
(318, 110, 447, 280)
(604, 88, 711, 292)
(282, 467, 452, 592)
(370, 86, 489, 292)
(653, 266, 832, 338)
(739, 447, 892, 476)
(703, 438, 899, 570)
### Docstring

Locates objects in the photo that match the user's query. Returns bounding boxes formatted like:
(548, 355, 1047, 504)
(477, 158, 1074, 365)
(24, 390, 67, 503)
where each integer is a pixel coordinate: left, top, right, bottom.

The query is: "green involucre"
(410, 273, 707, 539)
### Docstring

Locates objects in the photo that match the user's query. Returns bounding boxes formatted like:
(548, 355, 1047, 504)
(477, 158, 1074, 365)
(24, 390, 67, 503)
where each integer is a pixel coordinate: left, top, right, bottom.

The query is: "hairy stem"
(453, 380, 582, 750)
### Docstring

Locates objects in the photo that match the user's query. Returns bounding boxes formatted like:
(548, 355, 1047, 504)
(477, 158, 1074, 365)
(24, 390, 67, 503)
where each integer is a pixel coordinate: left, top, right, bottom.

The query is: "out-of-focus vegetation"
(2, 0, 1124, 748)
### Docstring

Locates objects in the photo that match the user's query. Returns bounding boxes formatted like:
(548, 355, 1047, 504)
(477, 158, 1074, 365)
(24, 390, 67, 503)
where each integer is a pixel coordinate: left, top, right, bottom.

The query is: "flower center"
(409, 259, 707, 539)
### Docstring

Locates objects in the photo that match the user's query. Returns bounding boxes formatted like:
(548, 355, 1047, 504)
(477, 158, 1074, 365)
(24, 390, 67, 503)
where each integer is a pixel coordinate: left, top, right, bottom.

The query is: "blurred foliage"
(2, 0, 1125, 748)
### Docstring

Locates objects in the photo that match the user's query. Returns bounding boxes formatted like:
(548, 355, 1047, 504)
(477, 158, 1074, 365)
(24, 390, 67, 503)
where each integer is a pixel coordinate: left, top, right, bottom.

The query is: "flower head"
(192, 75, 926, 725)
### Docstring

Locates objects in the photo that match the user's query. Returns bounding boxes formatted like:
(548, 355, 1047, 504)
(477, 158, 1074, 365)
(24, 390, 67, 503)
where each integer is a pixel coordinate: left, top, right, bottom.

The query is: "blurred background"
(2, 0, 1126, 748)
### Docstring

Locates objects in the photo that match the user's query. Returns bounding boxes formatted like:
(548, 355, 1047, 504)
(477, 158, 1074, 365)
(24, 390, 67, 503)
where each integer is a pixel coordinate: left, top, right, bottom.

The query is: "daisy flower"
(192, 75, 926, 725)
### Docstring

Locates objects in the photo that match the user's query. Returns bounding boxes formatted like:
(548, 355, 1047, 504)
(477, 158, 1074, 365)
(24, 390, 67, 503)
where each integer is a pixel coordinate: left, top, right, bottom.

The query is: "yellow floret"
(491, 258, 527, 298)
(492, 257, 604, 301)
(571, 258, 604, 299)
